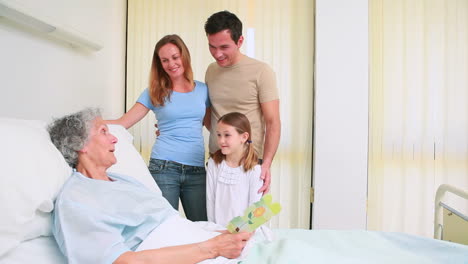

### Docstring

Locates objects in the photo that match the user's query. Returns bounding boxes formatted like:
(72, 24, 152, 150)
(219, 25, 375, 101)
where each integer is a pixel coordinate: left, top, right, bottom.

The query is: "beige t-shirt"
(205, 55, 278, 158)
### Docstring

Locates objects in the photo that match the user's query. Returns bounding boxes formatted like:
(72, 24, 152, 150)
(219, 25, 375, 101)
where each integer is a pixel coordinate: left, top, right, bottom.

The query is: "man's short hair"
(204, 10, 243, 43)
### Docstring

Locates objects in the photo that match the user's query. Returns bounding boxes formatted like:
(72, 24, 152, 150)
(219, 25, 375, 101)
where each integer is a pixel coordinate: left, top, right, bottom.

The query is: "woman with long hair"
(108, 34, 210, 221)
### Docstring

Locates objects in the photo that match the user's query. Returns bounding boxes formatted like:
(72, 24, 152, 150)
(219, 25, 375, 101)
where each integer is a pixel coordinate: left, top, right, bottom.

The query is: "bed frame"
(434, 184, 468, 245)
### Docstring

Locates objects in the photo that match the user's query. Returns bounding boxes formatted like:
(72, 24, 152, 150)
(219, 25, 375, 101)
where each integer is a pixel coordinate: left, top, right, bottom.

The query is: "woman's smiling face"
(158, 43, 185, 80)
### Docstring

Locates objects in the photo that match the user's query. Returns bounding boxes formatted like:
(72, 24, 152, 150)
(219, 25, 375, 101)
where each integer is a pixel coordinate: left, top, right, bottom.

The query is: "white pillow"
(0, 118, 71, 257)
(107, 124, 161, 194)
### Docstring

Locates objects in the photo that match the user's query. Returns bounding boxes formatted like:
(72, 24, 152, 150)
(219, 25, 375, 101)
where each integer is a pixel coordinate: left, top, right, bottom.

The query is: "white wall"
(313, 0, 369, 229)
(0, 0, 127, 121)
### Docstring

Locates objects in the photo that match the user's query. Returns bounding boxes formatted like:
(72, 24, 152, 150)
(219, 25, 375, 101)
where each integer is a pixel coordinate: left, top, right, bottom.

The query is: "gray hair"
(48, 108, 101, 168)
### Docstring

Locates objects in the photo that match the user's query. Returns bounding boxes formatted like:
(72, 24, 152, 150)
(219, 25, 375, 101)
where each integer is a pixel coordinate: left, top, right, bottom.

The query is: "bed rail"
(434, 184, 468, 239)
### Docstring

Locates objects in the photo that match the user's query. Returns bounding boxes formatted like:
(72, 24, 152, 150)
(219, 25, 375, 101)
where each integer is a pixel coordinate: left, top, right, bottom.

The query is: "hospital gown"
(53, 171, 178, 264)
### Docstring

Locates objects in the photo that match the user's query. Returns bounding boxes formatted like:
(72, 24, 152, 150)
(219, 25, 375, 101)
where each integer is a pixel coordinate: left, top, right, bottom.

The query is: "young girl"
(206, 112, 264, 228)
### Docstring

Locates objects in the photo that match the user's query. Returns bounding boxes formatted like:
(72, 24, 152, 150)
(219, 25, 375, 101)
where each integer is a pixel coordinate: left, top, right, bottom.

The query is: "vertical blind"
(127, 0, 314, 228)
(369, 0, 468, 237)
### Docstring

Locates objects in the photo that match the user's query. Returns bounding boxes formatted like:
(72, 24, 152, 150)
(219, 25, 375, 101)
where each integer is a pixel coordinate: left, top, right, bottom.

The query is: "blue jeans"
(148, 158, 207, 221)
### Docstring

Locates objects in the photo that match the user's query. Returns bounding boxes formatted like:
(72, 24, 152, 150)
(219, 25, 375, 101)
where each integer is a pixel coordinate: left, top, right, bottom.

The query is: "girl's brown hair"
(149, 34, 194, 106)
(212, 112, 258, 171)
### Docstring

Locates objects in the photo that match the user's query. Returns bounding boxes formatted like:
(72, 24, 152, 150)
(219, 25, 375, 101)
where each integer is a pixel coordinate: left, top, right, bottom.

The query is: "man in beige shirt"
(204, 11, 281, 194)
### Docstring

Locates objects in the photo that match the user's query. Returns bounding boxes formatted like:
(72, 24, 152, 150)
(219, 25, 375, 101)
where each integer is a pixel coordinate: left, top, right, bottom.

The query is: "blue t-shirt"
(53, 171, 178, 264)
(137, 81, 210, 166)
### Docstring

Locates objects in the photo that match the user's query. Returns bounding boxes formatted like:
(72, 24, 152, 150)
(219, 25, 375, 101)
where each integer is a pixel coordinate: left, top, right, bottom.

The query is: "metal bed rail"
(434, 184, 468, 239)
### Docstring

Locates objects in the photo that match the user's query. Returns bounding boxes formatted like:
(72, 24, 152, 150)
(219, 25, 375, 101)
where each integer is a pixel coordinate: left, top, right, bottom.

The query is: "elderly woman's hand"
(199, 232, 252, 259)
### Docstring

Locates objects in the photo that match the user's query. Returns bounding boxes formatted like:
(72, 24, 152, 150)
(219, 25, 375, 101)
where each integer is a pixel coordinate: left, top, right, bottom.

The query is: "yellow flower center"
(253, 207, 266, 217)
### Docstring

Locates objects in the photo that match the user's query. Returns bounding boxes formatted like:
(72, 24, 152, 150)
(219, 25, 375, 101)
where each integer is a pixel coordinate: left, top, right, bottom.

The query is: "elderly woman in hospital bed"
(2, 108, 468, 263)
(47, 108, 253, 264)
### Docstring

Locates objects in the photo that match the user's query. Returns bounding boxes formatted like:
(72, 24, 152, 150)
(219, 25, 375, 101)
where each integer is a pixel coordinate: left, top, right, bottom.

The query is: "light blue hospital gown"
(53, 171, 178, 264)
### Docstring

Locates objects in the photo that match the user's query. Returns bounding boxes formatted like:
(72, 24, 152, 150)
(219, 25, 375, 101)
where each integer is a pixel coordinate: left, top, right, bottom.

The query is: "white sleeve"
(248, 165, 263, 205)
(206, 158, 217, 222)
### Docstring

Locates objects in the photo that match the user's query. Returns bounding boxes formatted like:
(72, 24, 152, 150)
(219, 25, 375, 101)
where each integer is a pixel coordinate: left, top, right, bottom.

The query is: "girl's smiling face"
(216, 121, 248, 157)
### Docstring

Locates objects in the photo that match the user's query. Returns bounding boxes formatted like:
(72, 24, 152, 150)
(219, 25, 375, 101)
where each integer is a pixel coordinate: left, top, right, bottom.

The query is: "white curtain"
(127, 0, 314, 229)
(369, 0, 468, 237)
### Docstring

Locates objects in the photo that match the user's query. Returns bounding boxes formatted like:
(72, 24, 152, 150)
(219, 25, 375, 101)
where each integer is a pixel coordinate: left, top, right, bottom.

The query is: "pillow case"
(0, 118, 71, 257)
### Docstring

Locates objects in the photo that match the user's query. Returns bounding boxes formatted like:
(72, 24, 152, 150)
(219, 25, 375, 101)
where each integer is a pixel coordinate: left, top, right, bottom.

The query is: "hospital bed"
(1, 117, 467, 264)
(434, 184, 468, 245)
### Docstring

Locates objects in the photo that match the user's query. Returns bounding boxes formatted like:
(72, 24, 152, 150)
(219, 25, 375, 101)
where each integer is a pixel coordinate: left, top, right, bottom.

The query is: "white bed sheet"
(0, 236, 65, 264)
(136, 215, 268, 264)
(243, 229, 468, 264)
(3, 229, 467, 264)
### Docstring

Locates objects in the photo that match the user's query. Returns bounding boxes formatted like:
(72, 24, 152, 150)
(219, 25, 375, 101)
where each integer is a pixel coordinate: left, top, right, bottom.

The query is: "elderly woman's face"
(81, 117, 118, 168)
